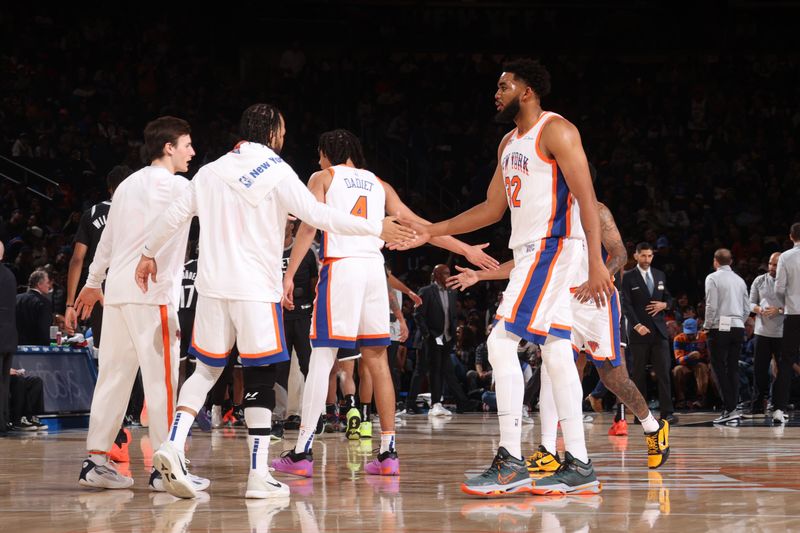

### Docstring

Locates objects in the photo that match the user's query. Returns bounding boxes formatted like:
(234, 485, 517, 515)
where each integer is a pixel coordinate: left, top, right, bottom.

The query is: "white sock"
(295, 347, 337, 454)
(487, 322, 525, 460)
(538, 363, 558, 453)
(245, 407, 272, 476)
(89, 452, 108, 465)
(541, 336, 588, 463)
(168, 410, 195, 452)
(641, 412, 659, 433)
(380, 431, 396, 454)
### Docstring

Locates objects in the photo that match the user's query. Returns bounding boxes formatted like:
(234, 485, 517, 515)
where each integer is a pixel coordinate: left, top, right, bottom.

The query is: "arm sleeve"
(36, 299, 52, 344)
(85, 201, 118, 289)
(143, 180, 197, 258)
(662, 277, 673, 309)
(775, 256, 787, 305)
(742, 283, 751, 321)
(621, 276, 643, 326)
(704, 276, 718, 327)
(749, 277, 760, 312)
(275, 175, 382, 237)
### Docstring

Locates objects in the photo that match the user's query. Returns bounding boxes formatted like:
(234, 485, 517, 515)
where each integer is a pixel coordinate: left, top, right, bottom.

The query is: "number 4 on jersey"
(350, 195, 368, 218)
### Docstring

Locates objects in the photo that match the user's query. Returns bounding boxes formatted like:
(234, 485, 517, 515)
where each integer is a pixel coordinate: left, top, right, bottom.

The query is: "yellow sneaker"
(646, 419, 670, 469)
(526, 445, 561, 473)
(345, 408, 362, 441)
(359, 420, 372, 439)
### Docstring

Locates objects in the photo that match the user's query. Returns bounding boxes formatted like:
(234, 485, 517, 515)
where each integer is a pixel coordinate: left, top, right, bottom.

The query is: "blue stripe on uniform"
(252, 437, 259, 470)
(547, 167, 571, 237)
(170, 412, 181, 441)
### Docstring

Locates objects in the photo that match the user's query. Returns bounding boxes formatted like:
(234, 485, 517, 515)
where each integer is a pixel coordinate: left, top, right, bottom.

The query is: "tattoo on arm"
(388, 289, 400, 313)
(598, 203, 627, 276)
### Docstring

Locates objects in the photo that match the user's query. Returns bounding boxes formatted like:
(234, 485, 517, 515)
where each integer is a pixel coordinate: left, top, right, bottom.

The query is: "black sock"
(344, 394, 357, 409)
(361, 402, 371, 421)
(326, 403, 336, 416)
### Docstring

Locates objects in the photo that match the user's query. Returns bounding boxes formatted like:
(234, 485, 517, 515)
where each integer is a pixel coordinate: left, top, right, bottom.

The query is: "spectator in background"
(8, 368, 47, 431)
(621, 242, 677, 423)
(0, 242, 18, 435)
(704, 248, 750, 424)
(671, 318, 710, 409)
(467, 323, 493, 393)
(747, 251, 784, 417)
(774, 223, 800, 424)
(16, 269, 53, 345)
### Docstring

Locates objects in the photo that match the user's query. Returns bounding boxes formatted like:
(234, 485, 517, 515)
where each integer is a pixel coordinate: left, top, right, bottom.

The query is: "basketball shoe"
(152, 442, 198, 499)
(608, 419, 628, 436)
(645, 419, 670, 469)
(359, 420, 373, 439)
(108, 428, 131, 463)
(245, 470, 290, 499)
(529, 452, 601, 495)
(462, 447, 532, 496)
(148, 468, 211, 492)
(526, 445, 561, 473)
(271, 449, 314, 477)
(345, 407, 362, 440)
(79, 459, 134, 489)
(365, 450, 400, 476)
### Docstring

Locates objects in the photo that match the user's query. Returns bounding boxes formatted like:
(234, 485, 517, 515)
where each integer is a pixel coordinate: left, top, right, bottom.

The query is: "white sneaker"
(153, 442, 197, 499)
(149, 468, 211, 492)
(245, 470, 291, 499)
(521, 407, 536, 425)
(429, 403, 452, 417)
(211, 405, 223, 429)
(582, 414, 594, 423)
(773, 409, 789, 424)
(78, 459, 134, 489)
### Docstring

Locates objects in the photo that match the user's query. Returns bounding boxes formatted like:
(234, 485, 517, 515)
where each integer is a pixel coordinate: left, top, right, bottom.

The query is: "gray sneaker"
(530, 452, 601, 495)
(78, 459, 134, 489)
(461, 447, 532, 496)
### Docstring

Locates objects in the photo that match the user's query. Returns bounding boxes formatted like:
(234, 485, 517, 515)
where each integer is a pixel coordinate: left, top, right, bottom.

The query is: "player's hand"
(446, 265, 479, 291)
(572, 281, 592, 304)
(463, 243, 499, 271)
(65, 306, 78, 333)
(585, 262, 614, 308)
(408, 291, 422, 307)
(282, 277, 295, 311)
(75, 287, 104, 321)
(386, 217, 430, 250)
(380, 216, 418, 246)
(135, 255, 158, 294)
(645, 300, 667, 316)
(398, 318, 409, 343)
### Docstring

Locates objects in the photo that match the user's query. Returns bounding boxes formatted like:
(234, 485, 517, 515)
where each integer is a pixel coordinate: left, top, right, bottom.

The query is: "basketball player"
(447, 201, 671, 472)
(399, 59, 614, 495)
(135, 105, 417, 499)
(74, 117, 207, 492)
(272, 129, 499, 478)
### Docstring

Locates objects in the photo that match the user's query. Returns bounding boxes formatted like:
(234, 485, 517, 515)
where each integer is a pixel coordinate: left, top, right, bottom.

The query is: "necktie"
(645, 270, 654, 295)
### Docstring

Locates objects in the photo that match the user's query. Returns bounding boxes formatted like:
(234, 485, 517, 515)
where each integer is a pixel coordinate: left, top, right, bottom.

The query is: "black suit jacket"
(15, 289, 52, 346)
(414, 282, 457, 341)
(0, 265, 18, 352)
(621, 266, 672, 341)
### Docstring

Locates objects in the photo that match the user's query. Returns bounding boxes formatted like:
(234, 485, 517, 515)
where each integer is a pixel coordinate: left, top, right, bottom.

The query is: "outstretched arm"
(446, 260, 514, 291)
(388, 272, 422, 307)
(382, 180, 499, 270)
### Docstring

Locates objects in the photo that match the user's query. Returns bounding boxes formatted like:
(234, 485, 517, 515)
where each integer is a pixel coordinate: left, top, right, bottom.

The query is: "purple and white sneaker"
(271, 450, 314, 478)
(365, 450, 400, 476)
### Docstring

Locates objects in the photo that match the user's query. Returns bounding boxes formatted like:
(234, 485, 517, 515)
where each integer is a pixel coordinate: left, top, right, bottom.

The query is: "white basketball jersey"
(501, 111, 580, 249)
(319, 165, 385, 260)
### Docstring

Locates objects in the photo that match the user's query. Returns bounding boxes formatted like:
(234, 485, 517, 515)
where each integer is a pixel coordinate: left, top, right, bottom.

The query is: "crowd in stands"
(2, 9, 799, 426)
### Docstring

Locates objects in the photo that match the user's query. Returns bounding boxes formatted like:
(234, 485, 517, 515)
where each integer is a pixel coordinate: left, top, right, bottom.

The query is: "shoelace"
(646, 434, 660, 455)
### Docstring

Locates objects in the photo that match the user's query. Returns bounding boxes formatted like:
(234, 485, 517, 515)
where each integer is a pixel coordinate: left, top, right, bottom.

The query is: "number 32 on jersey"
(504, 175, 522, 208)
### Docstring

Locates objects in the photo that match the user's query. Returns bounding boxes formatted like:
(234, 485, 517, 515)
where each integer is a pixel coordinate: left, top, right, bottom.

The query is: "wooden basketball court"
(1, 412, 798, 532)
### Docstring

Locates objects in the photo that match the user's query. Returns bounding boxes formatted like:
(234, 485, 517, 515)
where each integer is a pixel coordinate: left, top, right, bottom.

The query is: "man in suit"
(407, 264, 470, 416)
(621, 242, 677, 424)
(0, 242, 19, 434)
(15, 269, 53, 346)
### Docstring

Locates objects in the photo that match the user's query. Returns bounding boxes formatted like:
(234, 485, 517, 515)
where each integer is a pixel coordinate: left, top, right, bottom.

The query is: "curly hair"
(502, 58, 551, 99)
(318, 129, 366, 168)
(240, 104, 283, 148)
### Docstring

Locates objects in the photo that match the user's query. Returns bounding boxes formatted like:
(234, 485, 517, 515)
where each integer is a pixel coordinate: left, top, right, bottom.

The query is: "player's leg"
(80, 304, 138, 489)
(527, 361, 562, 473)
(360, 346, 399, 475)
(357, 362, 373, 439)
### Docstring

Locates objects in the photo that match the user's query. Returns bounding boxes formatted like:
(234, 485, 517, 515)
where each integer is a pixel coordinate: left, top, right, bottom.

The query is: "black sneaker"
(530, 452, 601, 495)
(461, 447, 532, 496)
(271, 421, 285, 441)
(12, 417, 38, 432)
(284, 415, 301, 430)
(30, 416, 48, 431)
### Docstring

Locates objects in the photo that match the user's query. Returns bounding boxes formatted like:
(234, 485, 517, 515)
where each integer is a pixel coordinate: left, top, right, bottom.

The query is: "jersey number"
(180, 285, 195, 310)
(504, 176, 522, 208)
(350, 195, 368, 218)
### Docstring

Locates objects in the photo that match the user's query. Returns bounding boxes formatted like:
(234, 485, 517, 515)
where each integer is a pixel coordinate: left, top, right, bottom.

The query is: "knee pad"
(243, 366, 277, 409)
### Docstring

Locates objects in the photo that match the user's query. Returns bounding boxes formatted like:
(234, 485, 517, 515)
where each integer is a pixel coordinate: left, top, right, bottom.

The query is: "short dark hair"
(791, 222, 800, 241)
(714, 248, 732, 266)
(106, 165, 133, 193)
(318, 129, 366, 168)
(502, 59, 551, 99)
(28, 269, 48, 288)
(240, 104, 283, 148)
(636, 242, 653, 253)
(143, 116, 191, 163)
